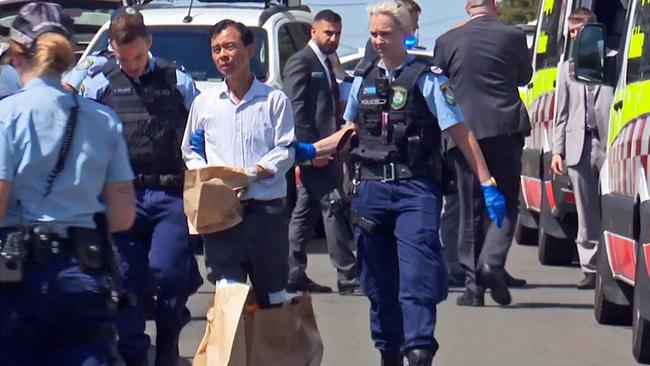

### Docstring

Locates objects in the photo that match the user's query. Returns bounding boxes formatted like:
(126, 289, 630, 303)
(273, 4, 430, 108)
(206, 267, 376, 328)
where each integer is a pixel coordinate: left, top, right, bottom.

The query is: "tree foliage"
(498, 0, 541, 24)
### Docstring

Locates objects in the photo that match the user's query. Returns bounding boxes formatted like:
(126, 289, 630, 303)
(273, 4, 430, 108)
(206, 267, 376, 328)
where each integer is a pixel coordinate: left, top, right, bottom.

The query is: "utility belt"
(135, 173, 183, 190)
(0, 226, 109, 284)
(358, 162, 433, 182)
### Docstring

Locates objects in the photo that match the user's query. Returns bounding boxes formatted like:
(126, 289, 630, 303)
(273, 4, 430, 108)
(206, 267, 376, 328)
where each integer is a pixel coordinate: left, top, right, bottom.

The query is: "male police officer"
(65, 7, 202, 366)
(305, 2, 505, 364)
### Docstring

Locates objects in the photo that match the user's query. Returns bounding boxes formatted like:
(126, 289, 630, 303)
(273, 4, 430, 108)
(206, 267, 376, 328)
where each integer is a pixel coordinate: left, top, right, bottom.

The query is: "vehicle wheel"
(515, 219, 538, 246)
(538, 227, 574, 265)
(633, 245, 650, 363)
(594, 242, 632, 325)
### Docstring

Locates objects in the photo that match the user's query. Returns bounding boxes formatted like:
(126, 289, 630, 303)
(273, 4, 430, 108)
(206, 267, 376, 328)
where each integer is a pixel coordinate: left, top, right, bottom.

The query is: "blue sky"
(303, 1, 468, 56)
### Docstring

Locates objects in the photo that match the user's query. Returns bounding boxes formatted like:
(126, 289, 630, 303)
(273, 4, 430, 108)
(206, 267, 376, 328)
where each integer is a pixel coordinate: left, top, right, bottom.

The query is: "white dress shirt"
(308, 40, 334, 89)
(182, 77, 295, 201)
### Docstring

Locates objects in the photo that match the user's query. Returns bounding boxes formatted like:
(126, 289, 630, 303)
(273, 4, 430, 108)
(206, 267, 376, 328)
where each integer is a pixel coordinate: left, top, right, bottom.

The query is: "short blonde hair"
(10, 32, 73, 76)
(367, 1, 412, 33)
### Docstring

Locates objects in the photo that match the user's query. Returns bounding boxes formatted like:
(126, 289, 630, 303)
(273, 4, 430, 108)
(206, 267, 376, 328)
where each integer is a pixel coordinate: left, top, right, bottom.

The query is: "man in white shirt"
(181, 19, 295, 307)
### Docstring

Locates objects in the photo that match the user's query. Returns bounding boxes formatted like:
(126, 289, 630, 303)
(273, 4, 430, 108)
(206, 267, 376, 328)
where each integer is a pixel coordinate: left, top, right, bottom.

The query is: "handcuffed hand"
(291, 141, 317, 162)
(190, 129, 206, 160)
(481, 181, 506, 228)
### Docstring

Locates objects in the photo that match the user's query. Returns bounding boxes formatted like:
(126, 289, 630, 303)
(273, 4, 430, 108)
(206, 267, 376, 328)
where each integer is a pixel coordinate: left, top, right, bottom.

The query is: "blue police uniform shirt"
(0, 77, 134, 234)
(64, 53, 198, 110)
(0, 65, 21, 99)
(343, 55, 464, 131)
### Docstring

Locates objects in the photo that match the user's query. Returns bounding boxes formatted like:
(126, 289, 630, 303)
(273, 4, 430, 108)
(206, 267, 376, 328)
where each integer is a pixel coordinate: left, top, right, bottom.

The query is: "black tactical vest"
(350, 60, 442, 181)
(100, 57, 187, 181)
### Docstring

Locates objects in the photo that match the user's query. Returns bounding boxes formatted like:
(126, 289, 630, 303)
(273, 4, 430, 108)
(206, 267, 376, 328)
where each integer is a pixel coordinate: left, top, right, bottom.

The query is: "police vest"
(99, 57, 187, 183)
(351, 60, 442, 181)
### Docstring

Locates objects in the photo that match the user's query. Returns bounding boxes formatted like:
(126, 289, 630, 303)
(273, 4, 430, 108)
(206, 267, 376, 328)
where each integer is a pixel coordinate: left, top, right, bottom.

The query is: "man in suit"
(433, 0, 532, 306)
(551, 8, 613, 289)
(283, 10, 360, 295)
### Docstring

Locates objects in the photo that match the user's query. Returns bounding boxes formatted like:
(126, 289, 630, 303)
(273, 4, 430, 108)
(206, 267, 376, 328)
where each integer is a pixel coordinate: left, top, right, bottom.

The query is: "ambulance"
(572, 0, 650, 362)
(517, 0, 626, 267)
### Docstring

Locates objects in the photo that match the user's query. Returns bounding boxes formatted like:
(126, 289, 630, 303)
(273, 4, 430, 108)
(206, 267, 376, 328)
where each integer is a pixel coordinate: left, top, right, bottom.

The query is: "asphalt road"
(139, 240, 640, 366)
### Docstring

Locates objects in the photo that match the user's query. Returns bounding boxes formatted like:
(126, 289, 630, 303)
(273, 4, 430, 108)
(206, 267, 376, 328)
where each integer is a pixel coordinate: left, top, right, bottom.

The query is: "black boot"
(405, 348, 434, 366)
(380, 350, 404, 366)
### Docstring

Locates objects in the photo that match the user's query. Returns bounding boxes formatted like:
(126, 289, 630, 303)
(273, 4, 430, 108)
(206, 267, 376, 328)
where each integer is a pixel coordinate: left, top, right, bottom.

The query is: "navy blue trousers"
(351, 178, 448, 355)
(0, 255, 116, 365)
(113, 188, 202, 364)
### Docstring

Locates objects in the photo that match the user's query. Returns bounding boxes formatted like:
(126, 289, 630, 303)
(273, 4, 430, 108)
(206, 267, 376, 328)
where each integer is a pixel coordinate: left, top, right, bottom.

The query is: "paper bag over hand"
(193, 283, 324, 366)
(183, 166, 249, 235)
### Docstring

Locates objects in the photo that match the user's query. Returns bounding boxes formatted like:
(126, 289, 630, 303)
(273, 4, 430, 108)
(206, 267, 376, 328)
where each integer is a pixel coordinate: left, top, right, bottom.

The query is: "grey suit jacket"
(282, 45, 341, 196)
(552, 61, 614, 166)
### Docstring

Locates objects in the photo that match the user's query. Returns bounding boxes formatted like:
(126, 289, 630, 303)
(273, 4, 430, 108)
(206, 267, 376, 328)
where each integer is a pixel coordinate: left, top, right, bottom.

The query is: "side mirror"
(571, 23, 606, 84)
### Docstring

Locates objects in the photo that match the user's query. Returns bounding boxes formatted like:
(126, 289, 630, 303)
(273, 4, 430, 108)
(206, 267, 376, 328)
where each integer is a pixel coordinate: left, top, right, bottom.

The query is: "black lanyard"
(43, 94, 79, 198)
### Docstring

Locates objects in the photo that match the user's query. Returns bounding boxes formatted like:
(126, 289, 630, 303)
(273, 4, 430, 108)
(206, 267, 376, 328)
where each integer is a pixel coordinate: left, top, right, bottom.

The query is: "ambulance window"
(536, 0, 565, 69)
(626, 1, 650, 83)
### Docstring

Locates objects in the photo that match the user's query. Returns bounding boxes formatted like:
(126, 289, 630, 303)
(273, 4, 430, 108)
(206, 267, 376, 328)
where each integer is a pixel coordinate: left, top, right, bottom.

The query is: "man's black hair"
(314, 9, 342, 24)
(209, 19, 254, 47)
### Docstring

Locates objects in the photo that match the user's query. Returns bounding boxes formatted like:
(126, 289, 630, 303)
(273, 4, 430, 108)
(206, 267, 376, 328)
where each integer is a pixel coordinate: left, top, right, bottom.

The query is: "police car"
(78, 0, 313, 91)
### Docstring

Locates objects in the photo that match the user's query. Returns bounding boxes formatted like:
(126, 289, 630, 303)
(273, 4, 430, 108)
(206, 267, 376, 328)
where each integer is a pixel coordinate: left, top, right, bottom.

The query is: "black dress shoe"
(478, 264, 512, 305)
(338, 280, 363, 296)
(577, 273, 596, 290)
(405, 348, 434, 366)
(380, 351, 403, 366)
(286, 276, 333, 293)
(456, 289, 484, 307)
(504, 271, 527, 288)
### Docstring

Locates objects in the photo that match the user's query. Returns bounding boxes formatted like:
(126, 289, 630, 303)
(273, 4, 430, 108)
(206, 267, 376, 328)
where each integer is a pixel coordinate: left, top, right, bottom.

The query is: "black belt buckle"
(382, 163, 396, 182)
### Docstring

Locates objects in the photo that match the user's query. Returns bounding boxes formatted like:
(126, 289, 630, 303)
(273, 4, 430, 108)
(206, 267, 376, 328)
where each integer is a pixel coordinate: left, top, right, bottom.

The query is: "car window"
(535, 0, 567, 69)
(86, 25, 269, 82)
(626, 0, 650, 83)
(278, 22, 311, 75)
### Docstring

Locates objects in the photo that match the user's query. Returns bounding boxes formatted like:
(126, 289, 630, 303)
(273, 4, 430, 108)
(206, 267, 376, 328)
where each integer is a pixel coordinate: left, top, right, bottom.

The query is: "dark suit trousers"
(288, 183, 357, 285)
(451, 134, 523, 292)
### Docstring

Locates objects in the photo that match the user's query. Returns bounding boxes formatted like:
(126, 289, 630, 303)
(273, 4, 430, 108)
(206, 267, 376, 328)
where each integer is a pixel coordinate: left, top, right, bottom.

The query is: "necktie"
(585, 85, 598, 131)
(324, 57, 341, 125)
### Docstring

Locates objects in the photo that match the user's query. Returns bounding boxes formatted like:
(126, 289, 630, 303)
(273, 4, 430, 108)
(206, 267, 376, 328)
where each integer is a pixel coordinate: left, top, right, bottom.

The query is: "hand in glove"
(190, 129, 206, 161)
(291, 141, 317, 162)
(480, 178, 506, 228)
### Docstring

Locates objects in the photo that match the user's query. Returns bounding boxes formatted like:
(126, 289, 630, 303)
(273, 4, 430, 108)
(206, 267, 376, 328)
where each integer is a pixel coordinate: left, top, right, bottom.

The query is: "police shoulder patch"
(76, 57, 94, 70)
(430, 66, 444, 75)
(440, 82, 457, 106)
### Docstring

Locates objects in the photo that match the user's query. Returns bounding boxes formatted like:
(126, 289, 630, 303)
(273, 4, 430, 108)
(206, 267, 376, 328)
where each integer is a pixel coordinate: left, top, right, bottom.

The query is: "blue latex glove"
(190, 129, 206, 161)
(481, 183, 506, 228)
(291, 141, 317, 162)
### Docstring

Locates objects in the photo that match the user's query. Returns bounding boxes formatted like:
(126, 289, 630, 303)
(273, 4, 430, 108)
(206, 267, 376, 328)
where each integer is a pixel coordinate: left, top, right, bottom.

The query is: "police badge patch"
(440, 82, 457, 106)
(76, 57, 94, 70)
(391, 86, 407, 110)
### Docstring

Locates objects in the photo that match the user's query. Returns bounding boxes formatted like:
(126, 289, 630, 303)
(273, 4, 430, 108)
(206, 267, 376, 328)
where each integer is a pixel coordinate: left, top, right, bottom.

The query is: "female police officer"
(0, 2, 135, 365)
(301, 1, 506, 365)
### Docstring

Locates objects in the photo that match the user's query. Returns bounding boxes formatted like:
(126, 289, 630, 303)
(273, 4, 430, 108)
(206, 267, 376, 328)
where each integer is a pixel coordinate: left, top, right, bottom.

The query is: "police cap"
(10, 2, 73, 52)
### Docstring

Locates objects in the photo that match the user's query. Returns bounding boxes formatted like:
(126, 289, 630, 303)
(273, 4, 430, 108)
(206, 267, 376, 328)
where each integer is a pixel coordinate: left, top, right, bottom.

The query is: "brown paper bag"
(247, 294, 324, 366)
(193, 284, 324, 366)
(193, 283, 249, 366)
(183, 166, 249, 234)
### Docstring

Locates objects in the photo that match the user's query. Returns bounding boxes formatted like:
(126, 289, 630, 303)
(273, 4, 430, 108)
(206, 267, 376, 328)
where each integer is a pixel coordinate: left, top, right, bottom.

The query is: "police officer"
(0, 3, 135, 365)
(301, 1, 506, 365)
(65, 7, 202, 366)
(0, 36, 21, 99)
